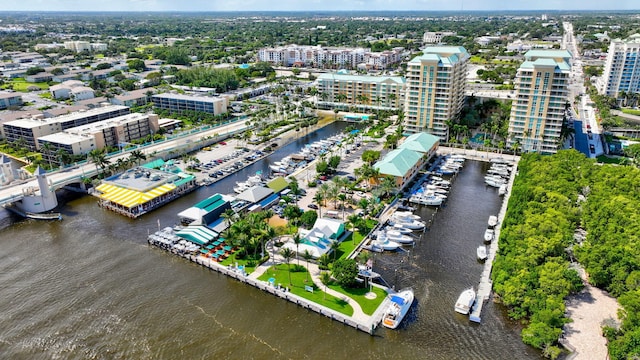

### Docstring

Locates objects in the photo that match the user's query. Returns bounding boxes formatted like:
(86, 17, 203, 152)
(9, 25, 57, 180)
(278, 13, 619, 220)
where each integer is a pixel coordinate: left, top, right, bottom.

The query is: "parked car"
(220, 141, 227, 145)
(308, 204, 319, 209)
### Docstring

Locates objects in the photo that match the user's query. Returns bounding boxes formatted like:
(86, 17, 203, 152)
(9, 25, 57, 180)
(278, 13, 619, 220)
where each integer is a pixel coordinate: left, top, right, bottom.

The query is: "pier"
(469, 155, 519, 323)
(148, 236, 389, 335)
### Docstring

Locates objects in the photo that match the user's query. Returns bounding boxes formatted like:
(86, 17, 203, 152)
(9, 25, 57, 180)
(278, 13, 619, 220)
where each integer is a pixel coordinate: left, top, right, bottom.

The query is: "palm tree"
(88, 148, 108, 176)
(292, 233, 303, 267)
(313, 192, 324, 218)
(337, 193, 347, 220)
(128, 149, 146, 166)
(280, 247, 294, 285)
(302, 250, 313, 283)
(330, 240, 341, 262)
(320, 271, 331, 300)
(221, 209, 237, 227)
(40, 142, 53, 169)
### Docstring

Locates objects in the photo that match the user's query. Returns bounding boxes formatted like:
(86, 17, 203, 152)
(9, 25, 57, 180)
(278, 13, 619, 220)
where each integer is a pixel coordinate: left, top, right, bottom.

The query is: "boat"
(485, 178, 506, 188)
(388, 223, 413, 234)
(498, 184, 507, 196)
(484, 228, 495, 242)
(382, 289, 415, 329)
(385, 230, 415, 245)
(455, 288, 476, 315)
(488, 215, 498, 228)
(357, 264, 381, 279)
(409, 194, 444, 206)
(477, 245, 488, 261)
(389, 218, 425, 230)
(392, 211, 421, 221)
(372, 232, 401, 251)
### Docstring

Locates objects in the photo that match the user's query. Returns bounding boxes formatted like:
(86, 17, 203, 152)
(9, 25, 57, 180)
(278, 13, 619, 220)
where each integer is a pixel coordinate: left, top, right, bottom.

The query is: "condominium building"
(0, 92, 23, 110)
(316, 72, 405, 111)
(422, 31, 457, 44)
(507, 50, 571, 154)
(599, 33, 640, 97)
(2, 105, 130, 150)
(37, 113, 160, 165)
(257, 45, 404, 70)
(64, 41, 91, 53)
(403, 46, 470, 139)
(152, 93, 228, 116)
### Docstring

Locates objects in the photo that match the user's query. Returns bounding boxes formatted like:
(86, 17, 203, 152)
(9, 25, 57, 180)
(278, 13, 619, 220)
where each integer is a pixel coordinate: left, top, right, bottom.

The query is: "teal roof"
(267, 176, 289, 193)
(409, 46, 470, 66)
(141, 159, 165, 169)
(317, 73, 405, 85)
(374, 148, 422, 177)
(176, 225, 218, 246)
(520, 57, 571, 72)
(399, 132, 440, 153)
(193, 193, 227, 212)
(524, 49, 572, 60)
(173, 174, 195, 187)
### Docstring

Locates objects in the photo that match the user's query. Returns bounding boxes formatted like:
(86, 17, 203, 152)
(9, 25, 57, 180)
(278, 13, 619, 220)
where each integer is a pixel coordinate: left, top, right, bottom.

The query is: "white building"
(508, 50, 571, 154)
(403, 46, 470, 140)
(599, 33, 640, 97)
(64, 41, 91, 53)
(257, 45, 404, 70)
(423, 31, 457, 44)
(49, 80, 93, 100)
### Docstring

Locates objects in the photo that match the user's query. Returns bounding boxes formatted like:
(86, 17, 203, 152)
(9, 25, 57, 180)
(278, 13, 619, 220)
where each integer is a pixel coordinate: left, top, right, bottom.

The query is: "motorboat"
(389, 218, 425, 230)
(388, 223, 413, 234)
(485, 178, 506, 188)
(455, 288, 476, 315)
(498, 184, 507, 196)
(392, 211, 421, 222)
(385, 230, 415, 245)
(477, 245, 488, 261)
(484, 228, 495, 242)
(372, 233, 401, 251)
(488, 215, 498, 228)
(357, 264, 380, 279)
(382, 289, 415, 329)
(409, 194, 444, 207)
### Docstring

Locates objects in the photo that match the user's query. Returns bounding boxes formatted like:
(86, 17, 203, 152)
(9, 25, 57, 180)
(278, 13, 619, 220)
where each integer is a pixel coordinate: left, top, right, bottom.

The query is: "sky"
(0, 0, 637, 12)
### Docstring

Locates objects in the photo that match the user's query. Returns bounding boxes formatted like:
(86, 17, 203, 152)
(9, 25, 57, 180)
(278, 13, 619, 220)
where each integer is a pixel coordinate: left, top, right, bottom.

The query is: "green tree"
(280, 247, 295, 285)
(331, 258, 359, 288)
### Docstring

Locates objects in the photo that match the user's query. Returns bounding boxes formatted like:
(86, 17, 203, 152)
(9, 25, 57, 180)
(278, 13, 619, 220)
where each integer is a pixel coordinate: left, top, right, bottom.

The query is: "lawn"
(597, 155, 629, 165)
(258, 264, 354, 316)
(621, 108, 640, 116)
(328, 283, 388, 315)
(220, 252, 264, 274)
(3, 78, 50, 92)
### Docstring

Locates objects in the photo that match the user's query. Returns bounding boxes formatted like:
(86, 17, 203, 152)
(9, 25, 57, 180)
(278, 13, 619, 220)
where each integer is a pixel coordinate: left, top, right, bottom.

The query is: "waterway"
(0, 122, 540, 359)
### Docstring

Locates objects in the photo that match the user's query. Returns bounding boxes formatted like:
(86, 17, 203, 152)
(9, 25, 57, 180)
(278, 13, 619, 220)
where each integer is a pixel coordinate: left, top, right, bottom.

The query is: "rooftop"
(3, 105, 129, 129)
(152, 93, 226, 103)
(317, 72, 405, 84)
(374, 148, 422, 177)
(399, 132, 440, 153)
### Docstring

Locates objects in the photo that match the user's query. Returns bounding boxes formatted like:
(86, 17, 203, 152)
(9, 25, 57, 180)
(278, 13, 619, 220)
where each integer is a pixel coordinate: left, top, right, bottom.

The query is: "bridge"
(465, 89, 514, 100)
(0, 120, 248, 207)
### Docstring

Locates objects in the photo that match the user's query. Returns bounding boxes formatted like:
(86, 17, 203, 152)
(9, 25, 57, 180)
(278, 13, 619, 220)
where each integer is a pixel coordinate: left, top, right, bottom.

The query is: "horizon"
(0, 0, 638, 12)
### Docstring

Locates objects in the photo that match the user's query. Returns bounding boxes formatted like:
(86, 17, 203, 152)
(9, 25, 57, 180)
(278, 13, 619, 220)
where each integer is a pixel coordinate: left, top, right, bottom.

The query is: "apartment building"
(507, 49, 571, 154)
(257, 45, 404, 70)
(64, 41, 91, 53)
(37, 113, 160, 165)
(403, 46, 470, 140)
(422, 31, 457, 44)
(599, 33, 640, 97)
(2, 105, 130, 150)
(152, 93, 228, 116)
(0, 92, 23, 110)
(316, 72, 405, 111)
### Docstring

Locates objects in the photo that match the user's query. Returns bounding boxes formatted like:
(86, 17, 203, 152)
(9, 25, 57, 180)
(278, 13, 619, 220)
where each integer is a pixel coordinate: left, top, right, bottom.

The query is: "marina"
(0, 119, 536, 358)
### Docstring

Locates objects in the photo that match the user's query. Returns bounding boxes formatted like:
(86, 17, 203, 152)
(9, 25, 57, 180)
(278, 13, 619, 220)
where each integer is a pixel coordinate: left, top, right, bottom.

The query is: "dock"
(469, 155, 519, 323)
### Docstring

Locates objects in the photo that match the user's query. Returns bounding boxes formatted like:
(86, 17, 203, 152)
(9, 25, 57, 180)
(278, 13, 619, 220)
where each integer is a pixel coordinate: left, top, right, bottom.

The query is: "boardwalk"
(468, 154, 519, 323)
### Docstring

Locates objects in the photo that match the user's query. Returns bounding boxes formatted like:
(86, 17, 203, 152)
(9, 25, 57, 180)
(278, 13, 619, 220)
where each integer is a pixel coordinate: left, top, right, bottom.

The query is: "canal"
(0, 122, 540, 359)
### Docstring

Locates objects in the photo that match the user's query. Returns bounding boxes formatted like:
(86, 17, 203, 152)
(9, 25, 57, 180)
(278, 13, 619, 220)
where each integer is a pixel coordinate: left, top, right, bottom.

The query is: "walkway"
(249, 239, 373, 324)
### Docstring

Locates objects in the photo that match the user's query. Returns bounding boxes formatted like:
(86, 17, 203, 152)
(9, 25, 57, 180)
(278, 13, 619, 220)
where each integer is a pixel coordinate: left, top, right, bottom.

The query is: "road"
(0, 120, 248, 206)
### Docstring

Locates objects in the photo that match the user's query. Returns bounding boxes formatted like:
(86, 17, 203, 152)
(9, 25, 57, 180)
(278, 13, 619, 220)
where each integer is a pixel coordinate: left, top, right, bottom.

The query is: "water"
(0, 123, 540, 359)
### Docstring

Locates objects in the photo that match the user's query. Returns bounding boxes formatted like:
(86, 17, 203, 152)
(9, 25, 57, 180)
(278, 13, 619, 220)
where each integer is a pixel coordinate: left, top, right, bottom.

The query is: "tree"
(361, 150, 381, 165)
(280, 247, 295, 285)
(332, 258, 359, 288)
(221, 209, 237, 227)
(300, 210, 317, 228)
(127, 59, 146, 72)
(313, 192, 324, 218)
(88, 148, 108, 175)
(39, 142, 53, 169)
(330, 240, 341, 262)
(128, 149, 146, 166)
(320, 271, 331, 300)
(302, 250, 313, 283)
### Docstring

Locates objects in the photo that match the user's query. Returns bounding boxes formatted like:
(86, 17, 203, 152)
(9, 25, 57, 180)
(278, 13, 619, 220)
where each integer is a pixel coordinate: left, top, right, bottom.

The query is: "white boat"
(389, 223, 413, 234)
(498, 184, 507, 196)
(385, 230, 415, 245)
(392, 211, 421, 221)
(485, 178, 506, 188)
(373, 233, 401, 251)
(389, 218, 425, 230)
(382, 289, 415, 329)
(477, 245, 488, 261)
(455, 288, 476, 315)
(488, 215, 498, 228)
(409, 194, 444, 206)
(484, 228, 495, 242)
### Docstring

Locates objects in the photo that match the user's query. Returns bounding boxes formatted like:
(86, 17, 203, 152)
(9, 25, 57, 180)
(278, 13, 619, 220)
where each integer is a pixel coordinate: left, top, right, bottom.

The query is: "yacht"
(389, 218, 425, 230)
(477, 245, 488, 261)
(372, 232, 401, 251)
(388, 223, 412, 234)
(357, 264, 380, 279)
(455, 288, 476, 315)
(488, 215, 498, 228)
(392, 211, 421, 221)
(484, 228, 495, 242)
(385, 230, 415, 245)
(485, 178, 506, 188)
(409, 194, 444, 207)
(382, 289, 415, 329)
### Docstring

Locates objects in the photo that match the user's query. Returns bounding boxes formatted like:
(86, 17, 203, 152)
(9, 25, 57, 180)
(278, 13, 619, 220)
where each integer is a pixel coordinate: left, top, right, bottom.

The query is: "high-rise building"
(599, 34, 640, 97)
(507, 50, 571, 154)
(403, 46, 469, 140)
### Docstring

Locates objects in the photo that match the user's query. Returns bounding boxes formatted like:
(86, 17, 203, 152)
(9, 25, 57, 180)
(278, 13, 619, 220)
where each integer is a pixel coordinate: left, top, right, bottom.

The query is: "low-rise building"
(423, 31, 457, 44)
(316, 72, 405, 111)
(0, 92, 23, 110)
(49, 80, 89, 100)
(152, 93, 228, 116)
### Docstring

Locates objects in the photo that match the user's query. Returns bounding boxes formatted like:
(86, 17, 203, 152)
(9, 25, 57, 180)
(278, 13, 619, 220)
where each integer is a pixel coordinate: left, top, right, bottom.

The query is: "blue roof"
(259, 193, 279, 207)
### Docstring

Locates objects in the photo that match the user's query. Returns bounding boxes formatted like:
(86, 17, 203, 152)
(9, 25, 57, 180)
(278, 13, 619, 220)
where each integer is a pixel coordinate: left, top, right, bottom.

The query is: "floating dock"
(469, 156, 518, 323)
